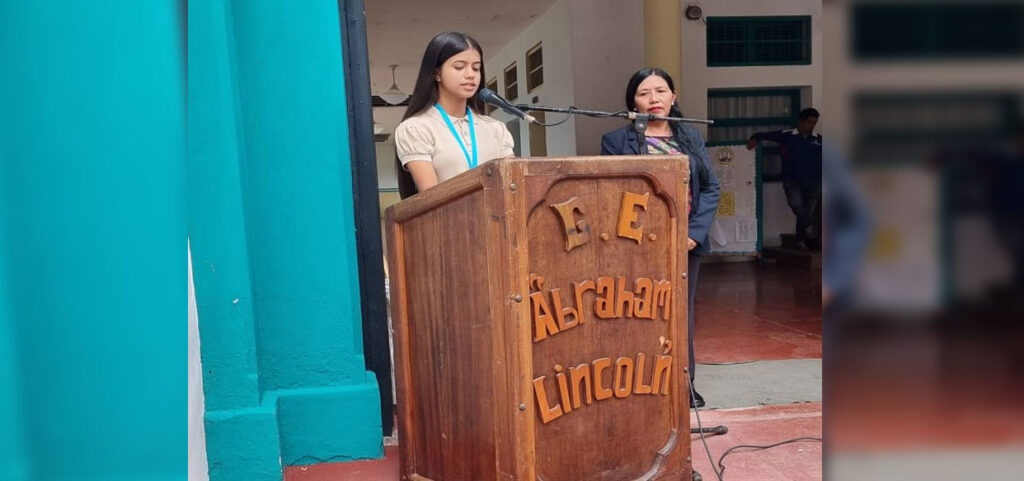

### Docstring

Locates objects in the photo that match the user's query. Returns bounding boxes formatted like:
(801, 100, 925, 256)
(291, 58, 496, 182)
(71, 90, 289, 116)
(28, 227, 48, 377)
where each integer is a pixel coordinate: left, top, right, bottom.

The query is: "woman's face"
(633, 75, 676, 115)
(436, 47, 482, 101)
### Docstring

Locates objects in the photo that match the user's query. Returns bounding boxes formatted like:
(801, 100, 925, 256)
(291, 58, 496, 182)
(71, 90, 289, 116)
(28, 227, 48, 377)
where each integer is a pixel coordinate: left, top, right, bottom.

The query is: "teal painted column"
(0, 208, 28, 481)
(188, 1, 279, 480)
(0, 2, 184, 480)
(188, 1, 383, 479)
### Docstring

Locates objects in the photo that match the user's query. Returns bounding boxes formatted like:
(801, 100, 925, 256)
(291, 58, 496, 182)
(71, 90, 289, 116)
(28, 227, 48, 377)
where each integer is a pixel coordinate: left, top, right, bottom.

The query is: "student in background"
(747, 108, 823, 248)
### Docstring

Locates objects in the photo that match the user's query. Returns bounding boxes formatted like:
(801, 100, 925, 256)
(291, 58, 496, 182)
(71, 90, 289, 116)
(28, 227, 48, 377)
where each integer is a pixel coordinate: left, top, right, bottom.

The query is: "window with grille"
(484, 78, 498, 115)
(707, 88, 801, 181)
(526, 43, 543, 92)
(504, 63, 518, 102)
(853, 3, 1024, 60)
(707, 16, 811, 66)
(853, 92, 1021, 165)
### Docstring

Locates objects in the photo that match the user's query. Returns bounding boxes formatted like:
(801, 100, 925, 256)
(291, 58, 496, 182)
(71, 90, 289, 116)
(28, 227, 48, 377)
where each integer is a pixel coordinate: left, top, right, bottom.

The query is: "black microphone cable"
(690, 376, 822, 481)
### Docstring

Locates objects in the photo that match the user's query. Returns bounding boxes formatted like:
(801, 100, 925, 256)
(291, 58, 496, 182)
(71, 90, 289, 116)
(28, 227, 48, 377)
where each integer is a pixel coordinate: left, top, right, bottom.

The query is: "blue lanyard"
(433, 104, 478, 168)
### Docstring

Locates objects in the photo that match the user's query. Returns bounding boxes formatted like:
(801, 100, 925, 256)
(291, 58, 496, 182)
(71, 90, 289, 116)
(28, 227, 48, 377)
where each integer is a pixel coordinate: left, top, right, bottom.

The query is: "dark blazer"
(600, 125, 721, 255)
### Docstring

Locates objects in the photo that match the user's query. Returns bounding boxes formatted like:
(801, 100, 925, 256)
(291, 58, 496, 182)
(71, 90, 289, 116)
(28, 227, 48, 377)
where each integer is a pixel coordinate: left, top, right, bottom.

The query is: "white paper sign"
(709, 145, 758, 254)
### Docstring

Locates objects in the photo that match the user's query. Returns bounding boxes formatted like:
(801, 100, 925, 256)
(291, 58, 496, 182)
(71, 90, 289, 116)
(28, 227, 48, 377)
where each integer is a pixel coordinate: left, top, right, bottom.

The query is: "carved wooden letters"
(531, 188, 676, 425)
(617, 191, 650, 243)
(550, 190, 655, 251)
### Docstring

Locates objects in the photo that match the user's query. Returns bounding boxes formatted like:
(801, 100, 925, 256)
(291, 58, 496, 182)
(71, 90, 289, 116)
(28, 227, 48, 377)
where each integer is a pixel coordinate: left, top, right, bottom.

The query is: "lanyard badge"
(434, 104, 478, 168)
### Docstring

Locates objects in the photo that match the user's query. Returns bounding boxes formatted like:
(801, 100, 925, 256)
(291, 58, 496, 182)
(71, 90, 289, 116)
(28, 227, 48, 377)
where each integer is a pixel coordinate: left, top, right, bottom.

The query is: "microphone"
(479, 88, 539, 125)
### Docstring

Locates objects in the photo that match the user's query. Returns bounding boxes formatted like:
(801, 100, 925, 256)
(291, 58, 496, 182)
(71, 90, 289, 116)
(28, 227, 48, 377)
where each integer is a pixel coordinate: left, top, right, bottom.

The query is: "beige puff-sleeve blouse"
(395, 107, 515, 183)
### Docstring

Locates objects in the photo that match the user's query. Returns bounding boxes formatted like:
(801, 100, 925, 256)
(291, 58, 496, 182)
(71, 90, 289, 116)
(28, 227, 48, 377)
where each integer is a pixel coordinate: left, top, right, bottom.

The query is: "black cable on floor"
(698, 360, 758, 366)
(689, 377, 724, 481)
(690, 376, 821, 481)
(716, 437, 822, 479)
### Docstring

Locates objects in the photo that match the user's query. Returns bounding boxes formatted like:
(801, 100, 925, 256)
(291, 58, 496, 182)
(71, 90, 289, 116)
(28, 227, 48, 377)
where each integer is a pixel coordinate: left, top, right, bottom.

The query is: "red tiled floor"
(284, 404, 823, 481)
(284, 446, 398, 481)
(695, 262, 821, 363)
(828, 330, 1024, 451)
(285, 261, 825, 480)
(690, 403, 822, 481)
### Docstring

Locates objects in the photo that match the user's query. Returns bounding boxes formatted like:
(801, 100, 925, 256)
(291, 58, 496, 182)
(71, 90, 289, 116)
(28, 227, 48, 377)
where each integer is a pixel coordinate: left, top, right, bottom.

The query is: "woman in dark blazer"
(600, 67, 720, 408)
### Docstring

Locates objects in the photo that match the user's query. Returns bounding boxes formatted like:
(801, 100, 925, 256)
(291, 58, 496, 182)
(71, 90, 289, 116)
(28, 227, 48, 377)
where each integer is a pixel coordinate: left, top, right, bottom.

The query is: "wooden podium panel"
(386, 156, 691, 481)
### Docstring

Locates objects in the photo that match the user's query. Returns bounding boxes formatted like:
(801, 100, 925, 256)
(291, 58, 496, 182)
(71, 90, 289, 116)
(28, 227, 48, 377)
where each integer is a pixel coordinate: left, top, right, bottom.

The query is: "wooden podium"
(386, 156, 692, 481)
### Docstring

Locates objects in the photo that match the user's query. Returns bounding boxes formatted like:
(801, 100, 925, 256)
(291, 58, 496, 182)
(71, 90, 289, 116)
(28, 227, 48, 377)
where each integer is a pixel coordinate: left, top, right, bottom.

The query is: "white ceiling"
(365, 0, 557, 96)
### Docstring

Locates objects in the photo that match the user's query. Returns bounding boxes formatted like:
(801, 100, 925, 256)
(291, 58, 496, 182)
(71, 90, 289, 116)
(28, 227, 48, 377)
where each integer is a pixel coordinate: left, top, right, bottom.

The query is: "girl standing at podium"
(600, 67, 720, 408)
(394, 32, 516, 198)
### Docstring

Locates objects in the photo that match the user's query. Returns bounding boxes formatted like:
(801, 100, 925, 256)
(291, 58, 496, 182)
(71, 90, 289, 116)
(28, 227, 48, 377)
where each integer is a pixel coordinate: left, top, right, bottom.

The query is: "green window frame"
(708, 88, 802, 182)
(852, 92, 1021, 166)
(707, 16, 812, 67)
(853, 3, 1024, 61)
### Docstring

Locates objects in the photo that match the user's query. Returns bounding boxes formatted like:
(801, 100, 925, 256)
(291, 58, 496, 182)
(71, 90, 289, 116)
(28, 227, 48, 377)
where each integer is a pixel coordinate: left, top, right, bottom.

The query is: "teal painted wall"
(229, 0, 368, 390)
(189, 1, 383, 479)
(188, 0, 262, 414)
(0, 1, 184, 480)
(0, 189, 28, 481)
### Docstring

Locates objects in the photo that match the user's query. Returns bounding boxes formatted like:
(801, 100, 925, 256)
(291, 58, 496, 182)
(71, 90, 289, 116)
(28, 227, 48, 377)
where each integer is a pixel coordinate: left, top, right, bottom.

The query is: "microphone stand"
(513, 104, 714, 126)
(634, 115, 649, 156)
(515, 104, 714, 157)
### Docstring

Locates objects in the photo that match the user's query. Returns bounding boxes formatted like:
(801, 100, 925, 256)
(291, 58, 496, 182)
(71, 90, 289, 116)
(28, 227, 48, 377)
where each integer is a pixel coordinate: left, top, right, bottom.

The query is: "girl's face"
(633, 75, 676, 115)
(436, 47, 482, 101)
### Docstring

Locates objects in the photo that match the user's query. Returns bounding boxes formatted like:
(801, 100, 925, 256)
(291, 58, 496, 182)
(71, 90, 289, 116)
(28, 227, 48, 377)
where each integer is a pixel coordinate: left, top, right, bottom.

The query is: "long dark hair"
(624, 67, 696, 155)
(396, 32, 486, 198)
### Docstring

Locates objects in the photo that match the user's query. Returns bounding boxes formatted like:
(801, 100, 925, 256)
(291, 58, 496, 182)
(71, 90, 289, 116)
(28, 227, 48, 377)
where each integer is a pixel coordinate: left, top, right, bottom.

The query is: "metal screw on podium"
(686, 456, 692, 463)
(683, 366, 689, 373)
(682, 272, 688, 279)
(509, 182, 518, 191)
(519, 403, 527, 411)
(513, 294, 523, 302)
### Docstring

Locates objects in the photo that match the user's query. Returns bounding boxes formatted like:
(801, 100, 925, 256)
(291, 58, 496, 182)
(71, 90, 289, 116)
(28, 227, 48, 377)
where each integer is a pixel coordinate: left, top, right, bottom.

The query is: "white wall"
(188, 246, 209, 481)
(375, 141, 398, 190)
(568, 0, 645, 156)
(678, 1, 823, 249)
(483, 0, 645, 157)
(486, 0, 578, 157)
(373, 107, 404, 190)
(762, 183, 792, 248)
(680, 0, 823, 139)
